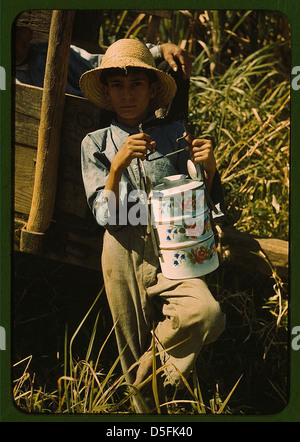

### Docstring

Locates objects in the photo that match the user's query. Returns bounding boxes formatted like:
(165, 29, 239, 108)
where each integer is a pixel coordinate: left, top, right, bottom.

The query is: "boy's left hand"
(186, 135, 216, 174)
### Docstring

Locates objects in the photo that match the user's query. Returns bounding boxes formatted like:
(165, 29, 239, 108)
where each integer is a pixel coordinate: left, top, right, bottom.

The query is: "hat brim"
(79, 62, 177, 112)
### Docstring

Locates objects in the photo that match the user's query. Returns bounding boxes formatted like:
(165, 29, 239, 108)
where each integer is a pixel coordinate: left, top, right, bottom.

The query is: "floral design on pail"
(164, 214, 211, 242)
(158, 190, 205, 219)
(183, 214, 211, 239)
(172, 238, 216, 267)
(181, 195, 196, 213)
(165, 226, 186, 242)
(160, 200, 174, 216)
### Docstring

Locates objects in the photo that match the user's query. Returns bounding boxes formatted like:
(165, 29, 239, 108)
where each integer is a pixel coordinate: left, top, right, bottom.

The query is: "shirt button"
(133, 164, 138, 170)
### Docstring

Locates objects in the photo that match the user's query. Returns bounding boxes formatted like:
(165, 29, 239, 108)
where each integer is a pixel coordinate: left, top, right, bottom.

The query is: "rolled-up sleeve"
(81, 131, 134, 230)
(81, 132, 112, 227)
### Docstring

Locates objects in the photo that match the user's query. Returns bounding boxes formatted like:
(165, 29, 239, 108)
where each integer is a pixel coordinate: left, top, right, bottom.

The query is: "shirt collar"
(111, 114, 157, 133)
(110, 114, 157, 150)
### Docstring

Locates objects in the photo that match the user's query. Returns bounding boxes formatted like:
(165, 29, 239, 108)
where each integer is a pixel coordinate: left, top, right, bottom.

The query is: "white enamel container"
(149, 174, 219, 279)
(159, 233, 219, 280)
(155, 209, 212, 247)
(150, 175, 207, 221)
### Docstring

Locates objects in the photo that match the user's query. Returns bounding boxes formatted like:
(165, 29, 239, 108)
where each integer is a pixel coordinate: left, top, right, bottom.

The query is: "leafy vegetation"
(189, 43, 290, 239)
(13, 9, 290, 415)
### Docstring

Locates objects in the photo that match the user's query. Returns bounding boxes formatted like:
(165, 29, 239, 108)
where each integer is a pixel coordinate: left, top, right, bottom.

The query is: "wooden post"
(20, 10, 75, 254)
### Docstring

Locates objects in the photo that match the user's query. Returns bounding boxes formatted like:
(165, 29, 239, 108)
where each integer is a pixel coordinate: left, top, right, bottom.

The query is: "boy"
(80, 39, 225, 412)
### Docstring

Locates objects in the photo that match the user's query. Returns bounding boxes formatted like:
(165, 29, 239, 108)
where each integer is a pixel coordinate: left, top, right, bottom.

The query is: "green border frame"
(1, 0, 299, 423)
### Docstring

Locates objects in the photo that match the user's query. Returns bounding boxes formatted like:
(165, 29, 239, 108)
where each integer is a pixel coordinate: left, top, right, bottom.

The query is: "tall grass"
(13, 284, 243, 414)
(13, 255, 287, 415)
(189, 43, 290, 240)
(13, 261, 287, 415)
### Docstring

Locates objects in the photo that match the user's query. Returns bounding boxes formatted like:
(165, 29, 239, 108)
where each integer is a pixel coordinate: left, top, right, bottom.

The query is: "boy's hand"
(186, 135, 216, 174)
(111, 133, 156, 172)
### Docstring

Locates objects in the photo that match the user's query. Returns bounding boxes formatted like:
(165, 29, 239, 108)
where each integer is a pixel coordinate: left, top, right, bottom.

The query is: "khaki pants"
(101, 225, 225, 388)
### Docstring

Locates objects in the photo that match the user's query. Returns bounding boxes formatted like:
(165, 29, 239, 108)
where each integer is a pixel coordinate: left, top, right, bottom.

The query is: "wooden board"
(217, 225, 289, 280)
(14, 83, 104, 270)
(16, 10, 52, 33)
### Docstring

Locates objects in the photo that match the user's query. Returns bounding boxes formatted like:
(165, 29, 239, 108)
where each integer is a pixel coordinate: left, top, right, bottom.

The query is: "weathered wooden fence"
(14, 82, 104, 270)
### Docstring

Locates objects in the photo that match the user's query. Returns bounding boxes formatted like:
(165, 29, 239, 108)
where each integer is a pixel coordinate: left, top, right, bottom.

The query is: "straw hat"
(79, 38, 177, 111)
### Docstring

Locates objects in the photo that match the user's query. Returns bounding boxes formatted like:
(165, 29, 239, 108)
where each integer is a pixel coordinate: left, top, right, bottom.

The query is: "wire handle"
(138, 124, 161, 257)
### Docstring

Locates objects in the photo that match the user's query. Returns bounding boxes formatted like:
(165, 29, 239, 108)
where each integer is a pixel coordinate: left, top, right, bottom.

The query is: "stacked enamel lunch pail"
(149, 163, 219, 279)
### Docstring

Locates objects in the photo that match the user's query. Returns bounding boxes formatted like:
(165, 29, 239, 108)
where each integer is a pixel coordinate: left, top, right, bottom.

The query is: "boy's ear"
(150, 81, 158, 99)
(104, 85, 111, 100)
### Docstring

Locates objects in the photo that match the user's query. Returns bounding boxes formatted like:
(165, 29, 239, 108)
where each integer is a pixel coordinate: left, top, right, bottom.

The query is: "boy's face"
(104, 70, 157, 127)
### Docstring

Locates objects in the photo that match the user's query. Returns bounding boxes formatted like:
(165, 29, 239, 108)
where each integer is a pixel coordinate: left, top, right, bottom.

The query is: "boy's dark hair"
(100, 66, 157, 86)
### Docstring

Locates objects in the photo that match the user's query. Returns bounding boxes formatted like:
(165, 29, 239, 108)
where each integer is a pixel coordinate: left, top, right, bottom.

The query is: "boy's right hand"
(111, 133, 156, 173)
